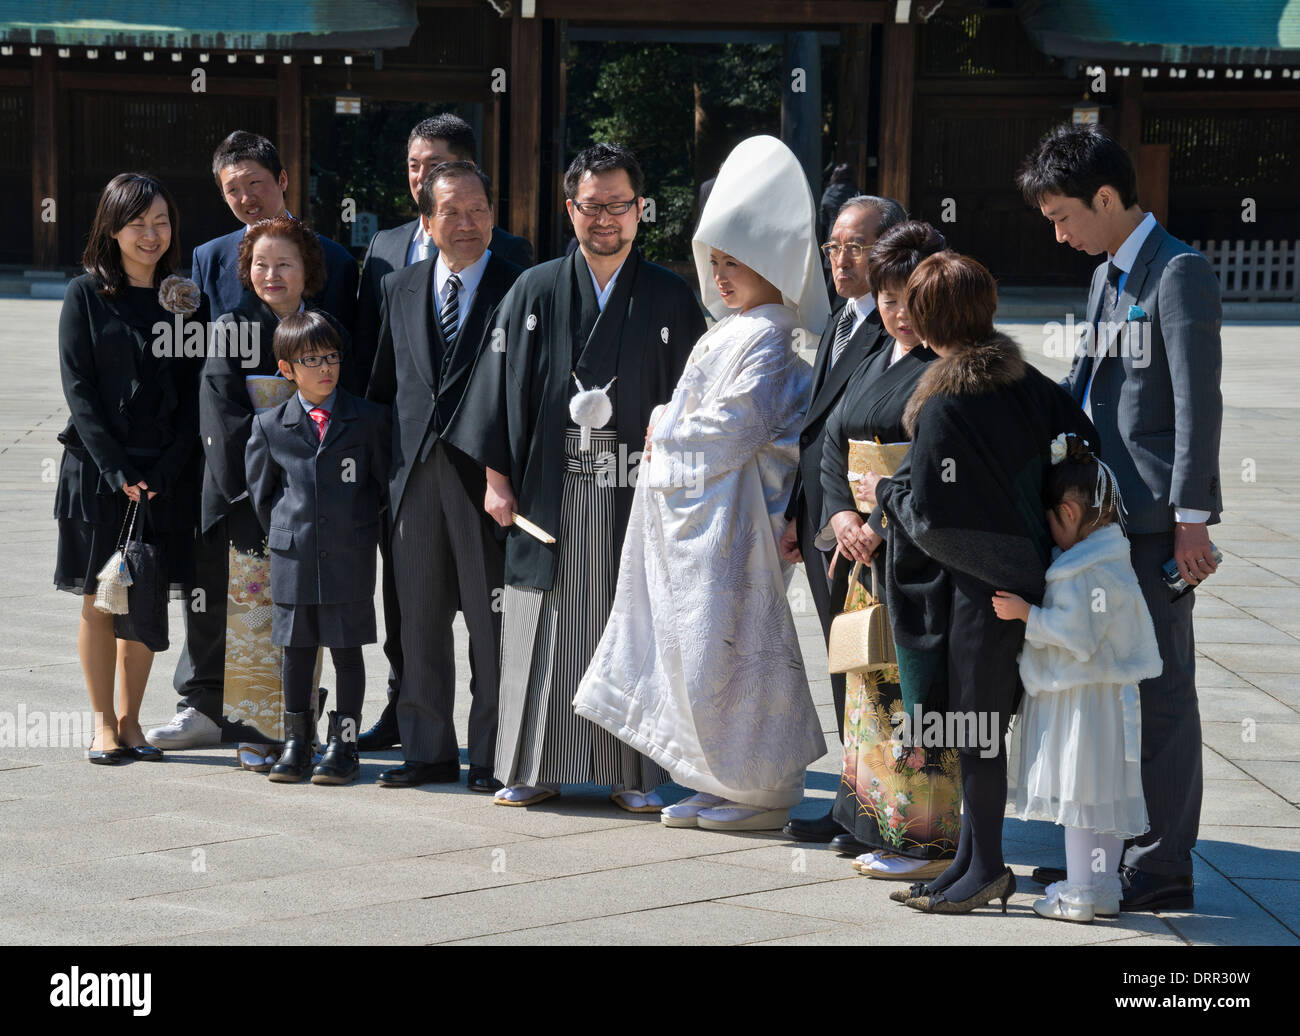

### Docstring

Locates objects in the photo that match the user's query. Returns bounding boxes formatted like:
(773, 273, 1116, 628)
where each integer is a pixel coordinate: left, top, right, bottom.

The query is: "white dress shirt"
(406, 221, 433, 267)
(434, 248, 492, 337)
(846, 292, 877, 336)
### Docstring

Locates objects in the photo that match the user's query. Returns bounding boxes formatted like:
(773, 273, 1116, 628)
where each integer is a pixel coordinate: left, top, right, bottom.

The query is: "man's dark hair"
(563, 143, 644, 200)
(837, 195, 907, 238)
(211, 130, 283, 187)
(408, 114, 477, 160)
(417, 161, 492, 219)
(1016, 124, 1138, 210)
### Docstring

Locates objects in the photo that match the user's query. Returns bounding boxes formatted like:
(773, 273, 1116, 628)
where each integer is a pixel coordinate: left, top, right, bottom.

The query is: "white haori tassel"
(569, 373, 615, 452)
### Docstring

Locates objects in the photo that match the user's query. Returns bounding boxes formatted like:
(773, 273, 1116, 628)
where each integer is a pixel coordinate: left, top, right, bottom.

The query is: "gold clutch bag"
(847, 439, 910, 513)
(827, 561, 897, 674)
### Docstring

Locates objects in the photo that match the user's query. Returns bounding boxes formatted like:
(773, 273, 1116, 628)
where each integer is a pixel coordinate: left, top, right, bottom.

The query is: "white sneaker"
(145, 707, 221, 749)
(1033, 882, 1095, 924)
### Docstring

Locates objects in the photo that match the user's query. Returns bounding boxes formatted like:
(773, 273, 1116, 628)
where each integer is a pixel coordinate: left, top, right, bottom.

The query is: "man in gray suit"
(1018, 125, 1223, 911)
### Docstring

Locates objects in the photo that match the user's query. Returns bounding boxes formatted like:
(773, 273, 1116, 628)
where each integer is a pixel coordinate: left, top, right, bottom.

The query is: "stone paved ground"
(0, 298, 1295, 945)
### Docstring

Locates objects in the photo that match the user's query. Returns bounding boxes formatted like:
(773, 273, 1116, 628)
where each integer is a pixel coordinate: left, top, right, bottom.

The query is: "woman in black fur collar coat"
(859, 252, 1095, 914)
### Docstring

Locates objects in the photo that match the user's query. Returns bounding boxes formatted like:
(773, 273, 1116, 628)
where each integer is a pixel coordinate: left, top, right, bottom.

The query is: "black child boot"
(311, 711, 360, 785)
(268, 710, 315, 783)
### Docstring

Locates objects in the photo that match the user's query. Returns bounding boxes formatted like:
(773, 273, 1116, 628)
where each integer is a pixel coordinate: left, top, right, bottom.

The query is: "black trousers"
(1123, 531, 1202, 878)
(172, 500, 264, 726)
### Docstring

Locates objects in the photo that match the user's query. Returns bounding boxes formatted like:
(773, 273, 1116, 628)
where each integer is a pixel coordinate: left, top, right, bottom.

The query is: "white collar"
(435, 247, 492, 303)
(1109, 212, 1157, 274)
(590, 258, 628, 312)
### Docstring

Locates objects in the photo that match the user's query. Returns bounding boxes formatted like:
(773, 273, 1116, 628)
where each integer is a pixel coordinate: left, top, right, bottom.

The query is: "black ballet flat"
(124, 744, 164, 761)
(87, 746, 129, 766)
(907, 867, 1016, 915)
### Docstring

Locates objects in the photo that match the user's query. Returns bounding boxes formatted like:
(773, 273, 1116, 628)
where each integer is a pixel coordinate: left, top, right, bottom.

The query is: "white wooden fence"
(1192, 239, 1300, 302)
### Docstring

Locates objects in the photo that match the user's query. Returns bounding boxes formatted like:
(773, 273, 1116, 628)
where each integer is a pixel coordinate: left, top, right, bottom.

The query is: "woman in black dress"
(55, 173, 206, 764)
(816, 221, 956, 879)
(858, 252, 1095, 913)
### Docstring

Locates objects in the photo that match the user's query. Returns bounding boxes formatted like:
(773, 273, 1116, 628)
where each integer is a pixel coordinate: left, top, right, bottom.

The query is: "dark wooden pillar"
(509, 15, 542, 249)
(878, 22, 915, 212)
(277, 64, 305, 220)
(781, 31, 821, 194)
(1138, 143, 1169, 224)
(836, 21, 871, 193)
(32, 53, 57, 269)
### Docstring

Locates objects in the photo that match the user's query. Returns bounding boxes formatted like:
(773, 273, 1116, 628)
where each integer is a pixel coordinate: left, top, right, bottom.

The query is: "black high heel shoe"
(907, 867, 1016, 915)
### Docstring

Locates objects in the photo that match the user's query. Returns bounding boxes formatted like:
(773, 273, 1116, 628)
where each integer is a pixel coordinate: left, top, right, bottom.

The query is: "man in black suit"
(352, 113, 533, 394)
(780, 195, 905, 849)
(365, 162, 522, 791)
(353, 114, 533, 753)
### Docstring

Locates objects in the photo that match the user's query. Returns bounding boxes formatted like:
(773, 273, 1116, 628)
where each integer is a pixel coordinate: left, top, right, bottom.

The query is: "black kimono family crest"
(446, 247, 706, 590)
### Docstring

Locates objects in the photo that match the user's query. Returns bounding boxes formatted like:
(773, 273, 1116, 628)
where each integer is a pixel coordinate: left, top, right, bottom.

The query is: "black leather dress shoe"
(357, 703, 400, 753)
(1120, 866, 1194, 912)
(468, 767, 504, 793)
(1031, 866, 1067, 885)
(377, 760, 459, 787)
(783, 811, 844, 843)
(829, 832, 870, 856)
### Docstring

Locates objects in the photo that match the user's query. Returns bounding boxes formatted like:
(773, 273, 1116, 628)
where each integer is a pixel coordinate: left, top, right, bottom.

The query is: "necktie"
(831, 300, 856, 368)
(1082, 261, 1123, 412)
(309, 406, 329, 443)
(440, 272, 461, 346)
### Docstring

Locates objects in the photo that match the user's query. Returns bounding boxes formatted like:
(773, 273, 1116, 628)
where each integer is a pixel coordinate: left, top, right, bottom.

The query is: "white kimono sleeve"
(647, 327, 799, 491)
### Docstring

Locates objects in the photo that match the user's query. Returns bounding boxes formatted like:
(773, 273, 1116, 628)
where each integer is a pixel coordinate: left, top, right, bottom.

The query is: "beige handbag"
(827, 560, 897, 674)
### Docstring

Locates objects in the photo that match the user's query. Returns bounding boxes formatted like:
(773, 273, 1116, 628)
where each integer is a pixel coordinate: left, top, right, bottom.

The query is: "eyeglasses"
(291, 351, 341, 368)
(821, 241, 869, 260)
(571, 199, 637, 217)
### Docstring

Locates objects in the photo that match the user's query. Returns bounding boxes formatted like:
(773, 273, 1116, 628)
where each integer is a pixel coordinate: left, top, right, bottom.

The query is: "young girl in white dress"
(991, 433, 1162, 923)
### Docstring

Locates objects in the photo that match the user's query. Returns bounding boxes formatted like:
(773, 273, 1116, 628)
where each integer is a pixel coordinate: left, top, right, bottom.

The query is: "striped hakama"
(495, 424, 669, 791)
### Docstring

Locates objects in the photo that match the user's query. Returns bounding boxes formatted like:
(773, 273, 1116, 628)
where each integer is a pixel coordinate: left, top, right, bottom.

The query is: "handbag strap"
(116, 499, 139, 550)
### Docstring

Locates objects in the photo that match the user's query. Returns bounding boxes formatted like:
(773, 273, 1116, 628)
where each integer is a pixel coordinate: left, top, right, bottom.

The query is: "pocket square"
(1128, 304, 1147, 320)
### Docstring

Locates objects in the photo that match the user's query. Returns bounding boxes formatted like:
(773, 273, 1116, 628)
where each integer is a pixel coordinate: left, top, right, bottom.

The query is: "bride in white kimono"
(574, 135, 831, 830)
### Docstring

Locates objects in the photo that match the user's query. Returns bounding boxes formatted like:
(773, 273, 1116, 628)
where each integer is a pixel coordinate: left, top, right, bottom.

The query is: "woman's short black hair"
(564, 142, 644, 200)
(867, 220, 947, 297)
(1016, 124, 1138, 210)
(273, 309, 342, 365)
(82, 172, 181, 297)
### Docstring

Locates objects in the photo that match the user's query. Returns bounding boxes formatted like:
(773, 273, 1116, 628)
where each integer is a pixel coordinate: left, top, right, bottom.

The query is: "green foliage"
(567, 41, 782, 262)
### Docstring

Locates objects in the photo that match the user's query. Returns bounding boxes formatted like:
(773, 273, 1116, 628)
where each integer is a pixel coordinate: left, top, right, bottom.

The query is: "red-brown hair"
(236, 215, 326, 298)
(905, 251, 998, 348)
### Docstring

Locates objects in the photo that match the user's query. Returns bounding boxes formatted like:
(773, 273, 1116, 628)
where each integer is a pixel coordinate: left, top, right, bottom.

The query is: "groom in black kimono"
(446, 143, 705, 805)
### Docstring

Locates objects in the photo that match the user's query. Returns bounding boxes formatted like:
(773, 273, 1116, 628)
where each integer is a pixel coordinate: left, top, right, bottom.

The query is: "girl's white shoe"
(1032, 882, 1096, 924)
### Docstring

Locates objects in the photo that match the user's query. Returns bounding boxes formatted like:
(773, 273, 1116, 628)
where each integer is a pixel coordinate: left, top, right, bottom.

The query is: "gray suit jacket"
(1063, 222, 1223, 535)
(245, 389, 392, 606)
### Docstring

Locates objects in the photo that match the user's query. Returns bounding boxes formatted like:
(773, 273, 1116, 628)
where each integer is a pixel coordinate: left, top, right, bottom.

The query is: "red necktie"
(309, 406, 329, 442)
